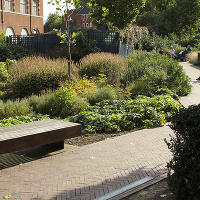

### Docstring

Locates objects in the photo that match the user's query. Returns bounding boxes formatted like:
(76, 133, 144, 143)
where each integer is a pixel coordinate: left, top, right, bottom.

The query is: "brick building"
(0, 0, 43, 36)
(63, 7, 94, 31)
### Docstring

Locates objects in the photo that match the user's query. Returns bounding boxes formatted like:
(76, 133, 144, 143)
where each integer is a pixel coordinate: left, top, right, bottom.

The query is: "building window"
(86, 23, 89, 28)
(90, 22, 92, 28)
(6, 27, 15, 36)
(20, 0, 27, 14)
(21, 28, 28, 36)
(5, 0, 14, 11)
(82, 23, 85, 28)
(32, 0, 39, 15)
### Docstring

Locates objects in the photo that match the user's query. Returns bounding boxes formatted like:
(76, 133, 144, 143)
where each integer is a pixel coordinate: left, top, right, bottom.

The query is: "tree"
(44, 13, 62, 33)
(137, 0, 200, 35)
(88, 0, 146, 29)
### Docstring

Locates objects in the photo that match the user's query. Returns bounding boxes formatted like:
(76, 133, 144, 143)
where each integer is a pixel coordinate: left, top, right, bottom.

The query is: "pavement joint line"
(94, 176, 153, 200)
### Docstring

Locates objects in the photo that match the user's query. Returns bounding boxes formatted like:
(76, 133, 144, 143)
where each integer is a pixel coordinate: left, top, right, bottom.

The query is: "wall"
(0, 0, 43, 35)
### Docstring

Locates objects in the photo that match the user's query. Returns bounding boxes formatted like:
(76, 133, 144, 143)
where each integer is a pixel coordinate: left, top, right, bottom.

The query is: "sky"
(43, 0, 74, 23)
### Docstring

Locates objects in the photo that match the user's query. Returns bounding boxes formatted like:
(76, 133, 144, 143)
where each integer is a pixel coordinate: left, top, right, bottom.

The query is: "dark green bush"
(8, 56, 70, 98)
(0, 114, 49, 127)
(79, 52, 128, 85)
(72, 95, 181, 133)
(48, 31, 100, 62)
(132, 32, 183, 53)
(166, 104, 200, 200)
(124, 50, 191, 96)
(0, 42, 28, 62)
(0, 99, 32, 119)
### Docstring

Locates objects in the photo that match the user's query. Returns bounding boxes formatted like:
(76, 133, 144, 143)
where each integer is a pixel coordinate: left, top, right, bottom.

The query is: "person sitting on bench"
(180, 45, 192, 61)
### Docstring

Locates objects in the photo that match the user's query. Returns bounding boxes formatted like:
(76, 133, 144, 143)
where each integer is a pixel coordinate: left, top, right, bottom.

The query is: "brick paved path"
(0, 62, 200, 200)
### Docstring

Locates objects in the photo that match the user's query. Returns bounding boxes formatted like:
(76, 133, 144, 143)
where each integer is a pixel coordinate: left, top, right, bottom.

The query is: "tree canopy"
(44, 13, 63, 33)
(88, 0, 146, 29)
(136, 0, 200, 34)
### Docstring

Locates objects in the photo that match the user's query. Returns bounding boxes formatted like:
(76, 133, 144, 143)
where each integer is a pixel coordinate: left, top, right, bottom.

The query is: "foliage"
(132, 32, 182, 52)
(119, 25, 149, 44)
(85, 85, 121, 106)
(48, 31, 100, 62)
(70, 76, 97, 96)
(79, 52, 128, 85)
(123, 50, 191, 96)
(0, 114, 49, 127)
(0, 31, 7, 42)
(44, 12, 62, 32)
(0, 99, 32, 120)
(0, 42, 28, 62)
(72, 95, 181, 133)
(166, 104, 200, 200)
(137, 0, 200, 35)
(0, 62, 9, 82)
(28, 89, 89, 118)
(8, 56, 70, 98)
(89, 0, 145, 29)
(55, 81, 76, 118)
(28, 91, 59, 117)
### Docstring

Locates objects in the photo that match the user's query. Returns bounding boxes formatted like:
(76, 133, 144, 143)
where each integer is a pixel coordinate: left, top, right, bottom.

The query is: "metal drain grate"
(95, 176, 154, 200)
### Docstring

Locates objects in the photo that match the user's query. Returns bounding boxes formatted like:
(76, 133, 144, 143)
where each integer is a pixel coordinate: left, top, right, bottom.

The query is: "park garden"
(1, 0, 200, 199)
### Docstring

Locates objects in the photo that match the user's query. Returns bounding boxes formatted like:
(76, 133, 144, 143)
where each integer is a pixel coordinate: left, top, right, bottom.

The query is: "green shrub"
(55, 81, 76, 118)
(0, 42, 28, 62)
(0, 99, 32, 119)
(0, 31, 6, 42)
(0, 114, 49, 127)
(124, 50, 191, 96)
(8, 56, 70, 98)
(0, 62, 9, 82)
(129, 82, 179, 99)
(79, 52, 128, 85)
(28, 85, 89, 118)
(28, 92, 59, 117)
(86, 86, 121, 105)
(166, 104, 200, 200)
(71, 96, 89, 115)
(133, 32, 182, 53)
(49, 31, 100, 62)
(72, 95, 181, 133)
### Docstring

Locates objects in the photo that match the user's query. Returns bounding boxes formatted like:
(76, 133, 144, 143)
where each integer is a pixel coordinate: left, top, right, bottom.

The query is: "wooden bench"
(0, 119, 82, 155)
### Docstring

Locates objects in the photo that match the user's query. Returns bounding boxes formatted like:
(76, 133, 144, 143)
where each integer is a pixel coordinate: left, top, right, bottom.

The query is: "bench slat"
(0, 119, 82, 154)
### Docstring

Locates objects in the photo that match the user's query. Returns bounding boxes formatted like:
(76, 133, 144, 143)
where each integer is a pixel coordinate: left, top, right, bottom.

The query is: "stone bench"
(0, 119, 82, 154)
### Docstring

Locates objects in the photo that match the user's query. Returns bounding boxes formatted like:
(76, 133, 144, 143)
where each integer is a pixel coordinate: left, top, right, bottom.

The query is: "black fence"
(8, 34, 61, 54)
(8, 30, 133, 56)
